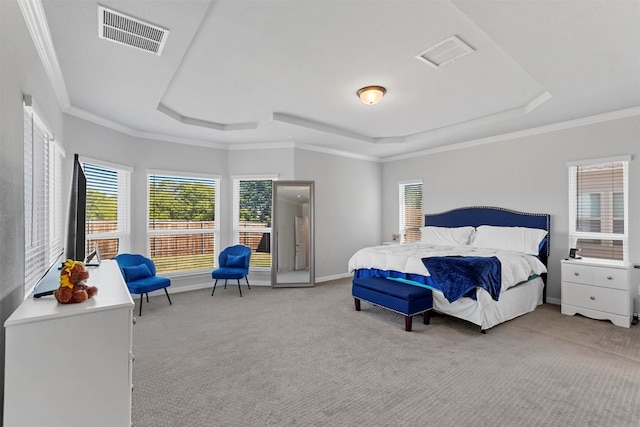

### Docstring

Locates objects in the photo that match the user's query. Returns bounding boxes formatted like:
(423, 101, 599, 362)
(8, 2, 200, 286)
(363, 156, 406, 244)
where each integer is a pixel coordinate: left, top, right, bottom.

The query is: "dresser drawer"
(561, 263, 592, 285)
(591, 267, 628, 290)
(562, 282, 629, 316)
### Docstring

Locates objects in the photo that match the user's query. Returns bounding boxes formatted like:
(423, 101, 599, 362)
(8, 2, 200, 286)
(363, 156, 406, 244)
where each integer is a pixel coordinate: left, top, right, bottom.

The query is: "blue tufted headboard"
(424, 206, 551, 261)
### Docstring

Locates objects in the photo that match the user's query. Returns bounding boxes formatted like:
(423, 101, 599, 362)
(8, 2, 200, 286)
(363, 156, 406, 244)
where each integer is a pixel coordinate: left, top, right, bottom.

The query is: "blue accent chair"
(211, 245, 251, 297)
(114, 254, 172, 316)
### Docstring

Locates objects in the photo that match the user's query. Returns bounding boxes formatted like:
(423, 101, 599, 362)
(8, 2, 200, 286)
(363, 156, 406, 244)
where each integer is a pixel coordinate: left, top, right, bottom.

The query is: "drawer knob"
(590, 296, 595, 300)
(574, 272, 580, 276)
(606, 276, 613, 280)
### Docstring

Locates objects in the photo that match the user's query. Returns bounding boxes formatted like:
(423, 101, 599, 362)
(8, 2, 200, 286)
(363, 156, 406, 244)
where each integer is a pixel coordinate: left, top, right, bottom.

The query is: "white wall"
(382, 116, 640, 310)
(294, 149, 382, 280)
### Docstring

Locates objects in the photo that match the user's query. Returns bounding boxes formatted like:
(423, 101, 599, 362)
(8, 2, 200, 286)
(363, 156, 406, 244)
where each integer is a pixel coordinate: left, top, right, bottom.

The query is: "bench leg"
(424, 311, 430, 325)
(405, 315, 413, 332)
(354, 298, 361, 311)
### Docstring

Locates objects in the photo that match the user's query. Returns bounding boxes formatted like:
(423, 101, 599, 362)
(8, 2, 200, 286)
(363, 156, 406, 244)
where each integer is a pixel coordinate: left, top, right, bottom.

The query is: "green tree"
(86, 189, 117, 220)
(239, 180, 272, 225)
(149, 179, 216, 221)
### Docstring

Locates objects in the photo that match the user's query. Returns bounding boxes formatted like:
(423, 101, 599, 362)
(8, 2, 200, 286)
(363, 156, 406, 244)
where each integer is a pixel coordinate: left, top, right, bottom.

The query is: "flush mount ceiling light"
(357, 86, 386, 105)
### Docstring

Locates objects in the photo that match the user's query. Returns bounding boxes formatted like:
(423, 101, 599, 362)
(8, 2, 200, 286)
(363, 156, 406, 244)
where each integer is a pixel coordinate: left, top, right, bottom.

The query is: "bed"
(348, 206, 550, 331)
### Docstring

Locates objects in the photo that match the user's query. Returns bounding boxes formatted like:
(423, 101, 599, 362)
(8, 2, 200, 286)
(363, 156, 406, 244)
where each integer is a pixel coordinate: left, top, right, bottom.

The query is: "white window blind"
(148, 172, 220, 273)
(399, 181, 423, 243)
(568, 158, 629, 262)
(233, 177, 274, 269)
(24, 100, 64, 295)
(81, 158, 131, 259)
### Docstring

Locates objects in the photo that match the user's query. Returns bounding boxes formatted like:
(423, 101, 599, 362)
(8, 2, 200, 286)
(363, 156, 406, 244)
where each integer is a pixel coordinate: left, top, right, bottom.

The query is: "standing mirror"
(272, 181, 314, 287)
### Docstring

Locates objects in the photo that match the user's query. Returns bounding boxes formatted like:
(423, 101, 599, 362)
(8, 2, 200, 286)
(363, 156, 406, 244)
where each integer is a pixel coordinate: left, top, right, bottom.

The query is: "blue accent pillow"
(123, 263, 152, 282)
(226, 254, 246, 268)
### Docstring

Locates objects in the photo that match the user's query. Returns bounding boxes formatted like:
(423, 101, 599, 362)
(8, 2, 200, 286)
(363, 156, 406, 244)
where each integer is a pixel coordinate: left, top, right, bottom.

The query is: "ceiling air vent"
(98, 5, 169, 55)
(416, 35, 474, 69)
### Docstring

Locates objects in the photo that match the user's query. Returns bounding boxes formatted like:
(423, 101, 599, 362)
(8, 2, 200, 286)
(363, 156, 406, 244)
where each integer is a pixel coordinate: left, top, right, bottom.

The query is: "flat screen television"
(33, 154, 86, 298)
(65, 153, 87, 262)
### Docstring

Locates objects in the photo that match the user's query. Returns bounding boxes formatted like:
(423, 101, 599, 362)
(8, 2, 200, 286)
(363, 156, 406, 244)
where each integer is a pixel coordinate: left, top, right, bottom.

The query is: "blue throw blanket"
(421, 256, 502, 303)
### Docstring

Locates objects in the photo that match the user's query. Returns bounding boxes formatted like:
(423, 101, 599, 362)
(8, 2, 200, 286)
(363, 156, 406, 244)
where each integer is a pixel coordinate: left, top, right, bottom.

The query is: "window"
(568, 157, 629, 262)
(23, 97, 64, 294)
(233, 177, 274, 268)
(148, 172, 220, 274)
(81, 158, 131, 259)
(399, 181, 423, 243)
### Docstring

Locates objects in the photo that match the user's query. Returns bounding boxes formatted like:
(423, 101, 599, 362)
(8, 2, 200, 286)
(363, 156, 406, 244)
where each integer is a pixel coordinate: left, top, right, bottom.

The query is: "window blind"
(570, 160, 628, 261)
(24, 104, 63, 295)
(233, 178, 273, 268)
(148, 173, 219, 273)
(399, 181, 423, 243)
(82, 160, 130, 259)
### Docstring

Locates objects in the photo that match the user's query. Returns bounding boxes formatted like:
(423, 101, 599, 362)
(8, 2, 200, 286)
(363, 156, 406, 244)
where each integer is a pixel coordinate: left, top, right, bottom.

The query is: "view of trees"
(149, 180, 216, 221)
(87, 177, 273, 225)
(239, 180, 272, 225)
(86, 189, 117, 220)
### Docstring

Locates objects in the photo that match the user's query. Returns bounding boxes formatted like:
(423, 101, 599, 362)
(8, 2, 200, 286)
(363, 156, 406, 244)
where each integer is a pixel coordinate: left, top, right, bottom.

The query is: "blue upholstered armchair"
(114, 254, 172, 316)
(211, 245, 251, 297)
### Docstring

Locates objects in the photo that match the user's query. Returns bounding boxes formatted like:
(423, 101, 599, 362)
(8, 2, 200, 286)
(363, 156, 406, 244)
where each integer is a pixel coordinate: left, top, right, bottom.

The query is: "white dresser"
(561, 258, 631, 328)
(4, 260, 135, 427)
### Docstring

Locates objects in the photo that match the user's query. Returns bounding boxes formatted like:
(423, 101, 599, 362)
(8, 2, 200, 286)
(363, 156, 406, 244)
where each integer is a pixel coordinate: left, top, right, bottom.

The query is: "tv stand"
(3, 260, 135, 426)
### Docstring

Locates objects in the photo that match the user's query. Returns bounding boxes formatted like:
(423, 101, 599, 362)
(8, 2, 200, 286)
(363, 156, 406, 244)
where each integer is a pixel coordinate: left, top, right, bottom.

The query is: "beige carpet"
(131, 278, 640, 427)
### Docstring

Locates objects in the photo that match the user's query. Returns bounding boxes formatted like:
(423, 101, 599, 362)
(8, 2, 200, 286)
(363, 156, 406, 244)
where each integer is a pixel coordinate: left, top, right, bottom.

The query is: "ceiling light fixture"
(357, 86, 386, 105)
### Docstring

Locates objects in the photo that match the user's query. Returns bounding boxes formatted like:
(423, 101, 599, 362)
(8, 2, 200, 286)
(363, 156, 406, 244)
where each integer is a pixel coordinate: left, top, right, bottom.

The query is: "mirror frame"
(271, 181, 315, 287)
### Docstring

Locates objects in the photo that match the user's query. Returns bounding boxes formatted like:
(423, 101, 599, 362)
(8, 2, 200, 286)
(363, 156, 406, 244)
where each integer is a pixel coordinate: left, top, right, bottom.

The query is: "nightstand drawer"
(591, 267, 628, 290)
(562, 282, 629, 316)
(561, 263, 592, 285)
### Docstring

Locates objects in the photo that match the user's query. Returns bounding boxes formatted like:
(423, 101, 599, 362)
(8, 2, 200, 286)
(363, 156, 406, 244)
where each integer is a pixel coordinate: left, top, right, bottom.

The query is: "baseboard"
(316, 272, 352, 283)
(546, 296, 561, 305)
(147, 273, 352, 296)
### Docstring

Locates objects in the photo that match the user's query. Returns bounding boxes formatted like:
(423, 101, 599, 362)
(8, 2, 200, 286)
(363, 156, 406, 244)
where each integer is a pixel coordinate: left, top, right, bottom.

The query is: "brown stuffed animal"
(54, 259, 98, 304)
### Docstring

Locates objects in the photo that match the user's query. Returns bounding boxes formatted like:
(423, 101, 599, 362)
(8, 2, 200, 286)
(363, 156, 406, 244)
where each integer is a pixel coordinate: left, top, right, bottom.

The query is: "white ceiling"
(39, 0, 640, 160)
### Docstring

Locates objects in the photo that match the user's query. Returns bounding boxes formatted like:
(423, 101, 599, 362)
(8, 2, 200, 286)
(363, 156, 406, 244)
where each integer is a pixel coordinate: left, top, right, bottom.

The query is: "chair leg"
(245, 277, 251, 289)
(164, 288, 172, 306)
(224, 279, 227, 289)
(211, 279, 219, 296)
(139, 294, 143, 317)
(146, 293, 150, 303)
(237, 279, 243, 297)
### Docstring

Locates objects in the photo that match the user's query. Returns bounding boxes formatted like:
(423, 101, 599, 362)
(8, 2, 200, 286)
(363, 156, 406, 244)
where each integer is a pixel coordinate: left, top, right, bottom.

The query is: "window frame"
(398, 180, 423, 244)
(567, 156, 630, 262)
(232, 175, 277, 271)
(147, 170, 221, 275)
(23, 96, 64, 296)
(80, 156, 132, 259)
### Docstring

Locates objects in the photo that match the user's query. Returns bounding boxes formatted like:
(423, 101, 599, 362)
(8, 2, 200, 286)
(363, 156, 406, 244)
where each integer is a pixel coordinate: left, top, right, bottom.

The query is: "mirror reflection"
(272, 181, 314, 287)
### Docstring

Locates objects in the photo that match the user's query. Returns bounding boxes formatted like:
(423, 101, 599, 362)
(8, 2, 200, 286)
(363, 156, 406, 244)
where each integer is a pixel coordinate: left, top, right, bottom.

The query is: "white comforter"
(348, 243, 547, 294)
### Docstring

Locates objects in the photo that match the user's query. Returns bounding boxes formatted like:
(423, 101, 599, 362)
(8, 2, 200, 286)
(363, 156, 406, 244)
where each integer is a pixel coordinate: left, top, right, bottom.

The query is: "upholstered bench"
(352, 276, 433, 331)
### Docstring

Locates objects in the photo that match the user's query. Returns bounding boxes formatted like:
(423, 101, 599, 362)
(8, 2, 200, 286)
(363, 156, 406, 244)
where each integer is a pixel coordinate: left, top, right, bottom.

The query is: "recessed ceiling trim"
(98, 5, 169, 55)
(416, 35, 475, 69)
(157, 103, 259, 131)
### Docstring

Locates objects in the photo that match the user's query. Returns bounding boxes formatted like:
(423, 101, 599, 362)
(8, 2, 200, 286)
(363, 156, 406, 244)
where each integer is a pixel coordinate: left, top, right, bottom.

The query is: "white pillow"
(471, 225, 547, 255)
(420, 226, 475, 247)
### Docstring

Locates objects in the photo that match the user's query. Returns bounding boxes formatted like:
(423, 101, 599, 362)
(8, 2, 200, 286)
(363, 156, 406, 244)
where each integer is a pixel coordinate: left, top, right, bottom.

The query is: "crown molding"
(383, 106, 640, 162)
(66, 105, 228, 150)
(18, 0, 70, 109)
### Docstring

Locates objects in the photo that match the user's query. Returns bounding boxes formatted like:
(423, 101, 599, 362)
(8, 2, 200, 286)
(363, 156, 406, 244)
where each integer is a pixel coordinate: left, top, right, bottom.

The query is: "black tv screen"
(65, 154, 87, 262)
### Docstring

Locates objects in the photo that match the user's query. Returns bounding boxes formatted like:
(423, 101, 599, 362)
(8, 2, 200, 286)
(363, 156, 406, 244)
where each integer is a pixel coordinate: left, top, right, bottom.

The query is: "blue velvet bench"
(352, 276, 433, 331)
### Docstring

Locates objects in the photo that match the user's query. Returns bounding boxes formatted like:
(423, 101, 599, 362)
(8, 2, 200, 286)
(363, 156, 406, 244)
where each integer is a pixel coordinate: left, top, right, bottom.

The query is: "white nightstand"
(561, 258, 632, 328)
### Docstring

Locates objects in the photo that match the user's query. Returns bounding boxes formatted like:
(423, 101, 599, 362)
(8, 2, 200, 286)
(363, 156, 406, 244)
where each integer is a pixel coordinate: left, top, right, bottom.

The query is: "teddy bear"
(54, 259, 98, 304)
